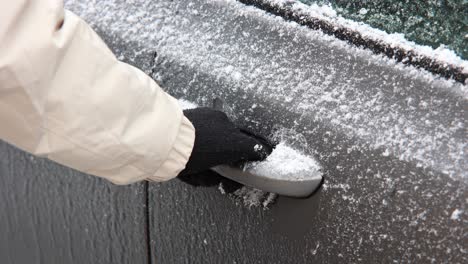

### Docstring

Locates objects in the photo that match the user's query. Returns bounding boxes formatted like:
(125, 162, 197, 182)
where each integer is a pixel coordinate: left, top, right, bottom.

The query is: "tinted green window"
(298, 0, 467, 59)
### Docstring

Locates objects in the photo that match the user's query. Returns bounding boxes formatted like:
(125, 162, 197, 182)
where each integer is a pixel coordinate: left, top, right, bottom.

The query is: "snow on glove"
(178, 107, 274, 185)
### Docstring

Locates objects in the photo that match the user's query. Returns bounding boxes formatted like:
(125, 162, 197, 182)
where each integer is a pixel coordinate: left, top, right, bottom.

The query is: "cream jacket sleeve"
(0, 1, 195, 184)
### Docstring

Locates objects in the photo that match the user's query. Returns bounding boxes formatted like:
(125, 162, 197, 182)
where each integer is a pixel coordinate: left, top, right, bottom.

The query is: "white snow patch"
(218, 182, 226, 195)
(65, 0, 466, 179)
(178, 99, 198, 110)
(262, 192, 277, 208)
(311, 242, 320, 255)
(450, 209, 462, 220)
(245, 142, 322, 181)
(230, 186, 277, 209)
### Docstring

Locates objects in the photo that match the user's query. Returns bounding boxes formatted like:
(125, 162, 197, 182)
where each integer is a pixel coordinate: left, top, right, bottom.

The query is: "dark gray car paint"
(0, 141, 148, 264)
(1, 0, 466, 263)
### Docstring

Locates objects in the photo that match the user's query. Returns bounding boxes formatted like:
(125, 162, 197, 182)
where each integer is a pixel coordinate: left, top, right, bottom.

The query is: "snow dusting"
(66, 0, 467, 261)
(226, 186, 278, 209)
(450, 209, 462, 220)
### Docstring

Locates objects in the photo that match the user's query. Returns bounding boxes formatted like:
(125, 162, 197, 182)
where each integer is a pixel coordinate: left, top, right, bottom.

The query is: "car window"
(298, 0, 467, 59)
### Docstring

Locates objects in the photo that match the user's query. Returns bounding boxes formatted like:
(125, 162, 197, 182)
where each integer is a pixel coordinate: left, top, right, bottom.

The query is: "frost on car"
(1, 0, 465, 263)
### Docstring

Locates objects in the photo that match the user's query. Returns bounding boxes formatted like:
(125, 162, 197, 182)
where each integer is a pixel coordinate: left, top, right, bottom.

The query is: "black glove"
(178, 107, 274, 185)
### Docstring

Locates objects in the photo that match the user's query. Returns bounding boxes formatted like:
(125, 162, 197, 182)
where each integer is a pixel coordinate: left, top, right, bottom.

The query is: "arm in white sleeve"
(0, 1, 195, 184)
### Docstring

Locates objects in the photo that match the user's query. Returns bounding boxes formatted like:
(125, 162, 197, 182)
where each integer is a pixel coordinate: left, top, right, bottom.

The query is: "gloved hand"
(178, 107, 274, 185)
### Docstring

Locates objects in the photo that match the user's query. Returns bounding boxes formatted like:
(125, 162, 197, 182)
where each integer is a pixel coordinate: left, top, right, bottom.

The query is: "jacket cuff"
(149, 116, 195, 181)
